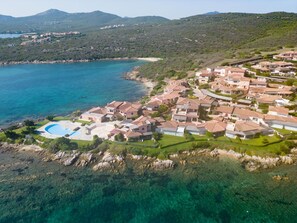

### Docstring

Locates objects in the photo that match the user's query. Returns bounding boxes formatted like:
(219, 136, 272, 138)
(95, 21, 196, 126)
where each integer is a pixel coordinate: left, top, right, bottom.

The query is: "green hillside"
(0, 12, 296, 80)
(0, 9, 169, 33)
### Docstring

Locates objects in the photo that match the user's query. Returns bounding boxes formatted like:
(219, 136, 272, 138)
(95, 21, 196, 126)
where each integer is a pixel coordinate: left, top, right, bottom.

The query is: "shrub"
(184, 130, 194, 141)
(47, 137, 78, 153)
(153, 132, 163, 141)
(130, 147, 144, 155)
(262, 138, 269, 144)
(191, 142, 211, 149)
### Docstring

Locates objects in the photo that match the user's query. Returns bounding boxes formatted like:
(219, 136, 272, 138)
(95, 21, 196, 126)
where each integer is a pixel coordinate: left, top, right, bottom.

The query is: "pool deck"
(38, 120, 121, 141)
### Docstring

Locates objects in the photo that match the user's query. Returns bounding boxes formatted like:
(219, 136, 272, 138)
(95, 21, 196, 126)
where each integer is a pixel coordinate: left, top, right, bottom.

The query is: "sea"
(1, 60, 297, 223)
(0, 147, 297, 223)
(0, 60, 147, 127)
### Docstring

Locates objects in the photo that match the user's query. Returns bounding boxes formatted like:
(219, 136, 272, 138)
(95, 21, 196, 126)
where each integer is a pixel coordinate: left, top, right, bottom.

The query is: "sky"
(0, 0, 296, 19)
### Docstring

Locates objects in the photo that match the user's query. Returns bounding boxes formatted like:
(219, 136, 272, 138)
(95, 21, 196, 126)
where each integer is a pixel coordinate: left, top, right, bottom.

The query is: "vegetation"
(0, 12, 296, 81)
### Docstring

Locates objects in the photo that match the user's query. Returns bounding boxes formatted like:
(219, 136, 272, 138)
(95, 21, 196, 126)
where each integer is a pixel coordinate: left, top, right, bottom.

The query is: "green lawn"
(274, 128, 296, 135)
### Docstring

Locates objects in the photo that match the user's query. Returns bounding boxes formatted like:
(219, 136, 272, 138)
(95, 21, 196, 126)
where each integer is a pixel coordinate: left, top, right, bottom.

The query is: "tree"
(24, 120, 35, 127)
(92, 135, 103, 149)
(46, 116, 54, 121)
(184, 130, 194, 141)
(4, 130, 19, 140)
(21, 126, 36, 135)
(115, 133, 125, 142)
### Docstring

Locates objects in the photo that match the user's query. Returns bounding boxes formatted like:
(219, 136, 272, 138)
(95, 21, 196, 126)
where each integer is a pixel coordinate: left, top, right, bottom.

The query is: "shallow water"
(0, 148, 297, 223)
(0, 60, 146, 126)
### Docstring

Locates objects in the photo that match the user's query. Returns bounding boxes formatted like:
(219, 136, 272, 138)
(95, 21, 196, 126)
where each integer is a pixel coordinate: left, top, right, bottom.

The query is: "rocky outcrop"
(75, 153, 94, 167)
(93, 162, 112, 171)
(151, 159, 175, 170)
(92, 152, 125, 172)
(241, 155, 294, 172)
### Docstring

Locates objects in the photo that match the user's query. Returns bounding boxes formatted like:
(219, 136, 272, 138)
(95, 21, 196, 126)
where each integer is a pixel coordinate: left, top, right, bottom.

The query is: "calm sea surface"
(0, 149, 297, 223)
(0, 60, 147, 126)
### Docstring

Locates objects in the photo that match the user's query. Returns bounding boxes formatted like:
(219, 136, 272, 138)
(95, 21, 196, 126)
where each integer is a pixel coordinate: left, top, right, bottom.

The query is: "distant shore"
(0, 57, 162, 66)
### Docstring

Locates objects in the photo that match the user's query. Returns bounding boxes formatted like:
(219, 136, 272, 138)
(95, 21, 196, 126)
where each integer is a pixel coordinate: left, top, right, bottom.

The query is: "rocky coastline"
(1, 142, 296, 175)
(123, 66, 155, 94)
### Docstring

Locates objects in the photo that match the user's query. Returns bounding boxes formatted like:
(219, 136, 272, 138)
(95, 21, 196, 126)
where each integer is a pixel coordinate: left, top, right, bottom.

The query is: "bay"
(0, 60, 147, 126)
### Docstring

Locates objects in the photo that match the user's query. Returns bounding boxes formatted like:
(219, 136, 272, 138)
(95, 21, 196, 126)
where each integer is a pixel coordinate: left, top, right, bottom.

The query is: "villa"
(80, 107, 108, 123)
(226, 120, 272, 139)
(273, 51, 297, 61)
(172, 98, 201, 122)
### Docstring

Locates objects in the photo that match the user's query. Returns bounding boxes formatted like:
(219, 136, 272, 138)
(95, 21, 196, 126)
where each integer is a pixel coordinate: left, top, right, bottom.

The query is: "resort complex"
(37, 50, 297, 143)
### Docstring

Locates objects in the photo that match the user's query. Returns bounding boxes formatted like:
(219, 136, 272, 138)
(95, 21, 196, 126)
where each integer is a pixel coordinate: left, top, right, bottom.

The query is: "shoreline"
(1, 142, 296, 174)
(0, 57, 162, 66)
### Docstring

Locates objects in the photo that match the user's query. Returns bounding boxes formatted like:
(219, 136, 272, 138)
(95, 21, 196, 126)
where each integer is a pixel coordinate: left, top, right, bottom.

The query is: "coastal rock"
(244, 161, 262, 172)
(272, 175, 289, 181)
(93, 162, 112, 171)
(76, 153, 94, 167)
(53, 151, 66, 160)
(101, 152, 115, 162)
(19, 145, 43, 152)
(169, 154, 179, 159)
(151, 159, 175, 170)
(131, 155, 143, 160)
(280, 156, 294, 165)
(290, 148, 297, 154)
(210, 149, 219, 157)
(63, 152, 80, 166)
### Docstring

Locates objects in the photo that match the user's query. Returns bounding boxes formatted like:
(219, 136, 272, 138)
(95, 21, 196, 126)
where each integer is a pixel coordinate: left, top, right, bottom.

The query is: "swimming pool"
(45, 123, 80, 137)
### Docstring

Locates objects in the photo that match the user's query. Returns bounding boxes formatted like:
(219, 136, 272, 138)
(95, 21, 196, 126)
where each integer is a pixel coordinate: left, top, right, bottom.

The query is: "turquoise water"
(45, 123, 80, 136)
(1, 149, 297, 223)
(0, 60, 147, 126)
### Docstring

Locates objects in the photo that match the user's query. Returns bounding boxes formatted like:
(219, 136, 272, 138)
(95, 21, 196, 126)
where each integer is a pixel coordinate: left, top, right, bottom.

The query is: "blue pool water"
(0, 60, 147, 126)
(45, 123, 79, 136)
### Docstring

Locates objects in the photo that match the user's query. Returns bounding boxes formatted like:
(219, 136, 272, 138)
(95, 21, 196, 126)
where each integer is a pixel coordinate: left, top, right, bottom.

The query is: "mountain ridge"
(0, 9, 170, 33)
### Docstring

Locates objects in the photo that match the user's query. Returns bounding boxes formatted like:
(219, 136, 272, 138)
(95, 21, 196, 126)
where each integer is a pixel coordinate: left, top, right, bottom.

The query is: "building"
(80, 107, 107, 123)
(268, 106, 289, 117)
(226, 120, 272, 139)
(273, 51, 297, 61)
(172, 98, 200, 122)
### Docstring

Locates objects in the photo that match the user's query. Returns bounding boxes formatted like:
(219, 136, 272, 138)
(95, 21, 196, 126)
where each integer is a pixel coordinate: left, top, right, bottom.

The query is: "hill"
(0, 9, 169, 33)
(0, 11, 296, 80)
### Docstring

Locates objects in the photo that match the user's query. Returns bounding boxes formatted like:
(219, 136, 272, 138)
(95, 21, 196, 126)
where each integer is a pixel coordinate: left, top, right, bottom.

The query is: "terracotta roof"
(205, 120, 227, 133)
(256, 95, 282, 104)
(216, 106, 235, 115)
(234, 121, 264, 132)
(268, 106, 289, 115)
(133, 115, 156, 126)
(264, 115, 297, 124)
(106, 101, 123, 109)
(233, 107, 263, 119)
(125, 131, 142, 138)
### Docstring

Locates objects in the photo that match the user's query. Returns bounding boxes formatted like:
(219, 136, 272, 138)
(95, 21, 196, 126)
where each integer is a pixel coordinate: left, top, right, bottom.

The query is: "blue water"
(0, 60, 147, 126)
(45, 123, 79, 136)
(0, 34, 22, 39)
